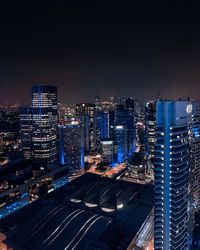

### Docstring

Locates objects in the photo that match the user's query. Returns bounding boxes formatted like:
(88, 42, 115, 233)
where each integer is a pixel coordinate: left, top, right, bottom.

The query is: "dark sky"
(0, 0, 200, 104)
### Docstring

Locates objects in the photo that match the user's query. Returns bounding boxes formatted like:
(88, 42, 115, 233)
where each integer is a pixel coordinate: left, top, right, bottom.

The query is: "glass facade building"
(58, 122, 84, 173)
(145, 101, 156, 159)
(154, 101, 193, 250)
(32, 85, 58, 164)
(191, 101, 200, 209)
(76, 103, 96, 152)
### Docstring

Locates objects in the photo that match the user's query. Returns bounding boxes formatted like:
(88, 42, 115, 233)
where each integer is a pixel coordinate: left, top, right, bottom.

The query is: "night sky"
(0, 0, 200, 104)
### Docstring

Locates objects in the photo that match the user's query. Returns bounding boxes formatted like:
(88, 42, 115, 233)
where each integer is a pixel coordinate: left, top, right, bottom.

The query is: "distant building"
(114, 125, 128, 163)
(101, 140, 113, 164)
(32, 85, 58, 164)
(20, 106, 33, 159)
(114, 104, 135, 160)
(96, 111, 109, 150)
(58, 122, 84, 173)
(154, 100, 193, 250)
(76, 103, 96, 152)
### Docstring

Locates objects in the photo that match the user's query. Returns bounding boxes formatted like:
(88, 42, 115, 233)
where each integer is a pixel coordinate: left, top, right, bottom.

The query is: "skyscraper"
(191, 101, 200, 209)
(75, 103, 96, 152)
(154, 100, 193, 250)
(114, 125, 128, 163)
(96, 111, 109, 150)
(58, 121, 84, 173)
(32, 85, 58, 164)
(101, 139, 113, 164)
(114, 104, 135, 158)
(145, 101, 156, 159)
(20, 106, 33, 159)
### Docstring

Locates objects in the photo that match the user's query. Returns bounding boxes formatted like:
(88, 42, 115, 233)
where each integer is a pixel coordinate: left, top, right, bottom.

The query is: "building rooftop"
(0, 173, 153, 250)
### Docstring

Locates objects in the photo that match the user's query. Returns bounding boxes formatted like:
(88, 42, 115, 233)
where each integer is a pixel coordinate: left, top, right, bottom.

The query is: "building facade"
(101, 140, 113, 164)
(76, 103, 96, 152)
(20, 106, 33, 159)
(191, 101, 200, 209)
(58, 122, 84, 173)
(32, 85, 58, 164)
(145, 101, 156, 159)
(154, 101, 193, 250)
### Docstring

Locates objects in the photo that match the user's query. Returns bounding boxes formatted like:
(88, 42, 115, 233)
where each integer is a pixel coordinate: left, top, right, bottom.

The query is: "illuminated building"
(96, 111, 109, 150)
(76, 103, 96, 152)
(0, 159, 68, 219)
(154, 101, 193, 250)
(58, 122, 84, 173)
(20, 107, 33, 159)
(114, 125, 128, 163)
(191, 101, 200, 209)
(145, 101, 156, 159)
(32, 85, 58, 164)
(125, 97, 136, 155)
(101, 139, 113, 164)
(114, 104, 135, 160)
(108, 110, 115, 139)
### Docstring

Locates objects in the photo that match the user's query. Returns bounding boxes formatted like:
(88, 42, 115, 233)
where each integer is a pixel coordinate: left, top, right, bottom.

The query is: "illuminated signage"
(116, 126, 123, 129)
(186, 104, 192, 114)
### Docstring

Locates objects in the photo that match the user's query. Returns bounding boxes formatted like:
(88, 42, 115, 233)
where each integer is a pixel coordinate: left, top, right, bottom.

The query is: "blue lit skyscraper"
(191, 101, 200, 209)
(114, 103, 135, 161)
(32, 85, 58, 164)
(114, 125, 128, 163)
(96, 111, 109, 150)
(154, 101, 193, 250)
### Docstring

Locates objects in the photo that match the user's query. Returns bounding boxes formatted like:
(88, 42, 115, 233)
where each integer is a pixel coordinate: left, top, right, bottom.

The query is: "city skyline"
(1, 1, 200, 104)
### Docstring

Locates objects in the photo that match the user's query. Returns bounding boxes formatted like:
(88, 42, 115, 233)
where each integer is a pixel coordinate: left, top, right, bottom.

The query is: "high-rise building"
(191, 101, 200, 209)
(114, 125, 128, 163)
(96, 111, 109, 150)
(58, 122, 84, 173)
(108, 110, 115, 139)
(154, 100, 193, 250)
(114, 104, 135, 158)
(145, 101, 156, 159)
(76, 103, 96, 152)
(32, 85, 58, 164)
(20, 106, 33, 159)
(101, 139, 113, 164)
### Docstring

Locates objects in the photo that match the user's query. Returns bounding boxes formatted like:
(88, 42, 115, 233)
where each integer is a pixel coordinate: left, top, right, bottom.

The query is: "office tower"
(76, 103, 96, 152)
(58, 122, 84, 173)
(145, 101, 156, 159)
(32, 85, 58, 164)
(96, 111, 109, 150)
(20, 107, 33, 159)
(125, 97, 136, 154)
(101, 139, 113, 164)
(108, 110, 115, 139)
(114, 104, 135, 158)
(154, 101, 193, 250)
(191, 101, 200, 209)
(114, 125, 128, 163)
